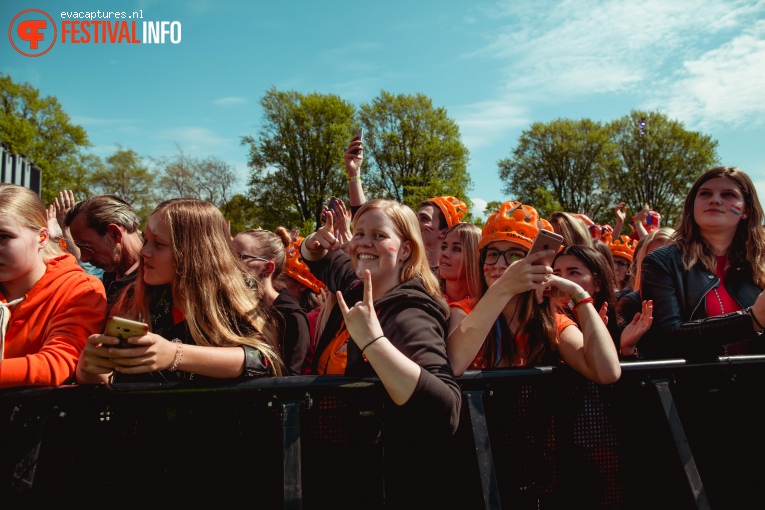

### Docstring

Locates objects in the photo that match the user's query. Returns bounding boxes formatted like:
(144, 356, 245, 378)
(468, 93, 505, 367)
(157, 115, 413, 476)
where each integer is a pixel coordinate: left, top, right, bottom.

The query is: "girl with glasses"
(233, 227, 319, 375)
(447, 201, 620, 384)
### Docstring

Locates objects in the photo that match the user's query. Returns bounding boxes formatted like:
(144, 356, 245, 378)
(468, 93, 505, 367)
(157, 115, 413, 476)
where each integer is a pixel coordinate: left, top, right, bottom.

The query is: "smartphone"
(104, 316, 149, 348)
(321, 196, 340, 223)
(351, 128, 364, 155)
(527, 230, 564, 266)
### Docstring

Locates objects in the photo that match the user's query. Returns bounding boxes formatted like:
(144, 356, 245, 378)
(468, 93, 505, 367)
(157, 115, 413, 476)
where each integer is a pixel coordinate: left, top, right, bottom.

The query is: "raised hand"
(332, 198, 353, 247)
(620, 299, 653, 355)
(490, 250, 554, 300)
(336, 269, 384, 351)
(54, 190, 76, 229)
(46, 203, 64, 239)
(302, 210, 342, 260)
(344, 133, 364, 177)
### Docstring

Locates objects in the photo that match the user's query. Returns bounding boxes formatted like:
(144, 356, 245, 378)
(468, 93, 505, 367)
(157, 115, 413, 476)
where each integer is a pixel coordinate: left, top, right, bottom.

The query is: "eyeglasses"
(484, 248, 527, 266)
(237, 252, 269, 263)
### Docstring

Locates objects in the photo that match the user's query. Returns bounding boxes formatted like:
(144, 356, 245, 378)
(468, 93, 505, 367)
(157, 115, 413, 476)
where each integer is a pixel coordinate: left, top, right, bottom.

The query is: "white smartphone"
(527, 230, 564, 266)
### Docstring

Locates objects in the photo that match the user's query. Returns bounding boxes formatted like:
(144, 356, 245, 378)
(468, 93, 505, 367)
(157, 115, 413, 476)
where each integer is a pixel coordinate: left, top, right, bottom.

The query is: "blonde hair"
(675, 166, 765, 287)
(440, 222, 483, 300)
(112, 198, 284, 375)
(632, 227, 675, 291)
(549, 211, 594, 248)
(355, 199, 447, 311)
(236, 227, 290, 279)
(0, 184, 63, 262)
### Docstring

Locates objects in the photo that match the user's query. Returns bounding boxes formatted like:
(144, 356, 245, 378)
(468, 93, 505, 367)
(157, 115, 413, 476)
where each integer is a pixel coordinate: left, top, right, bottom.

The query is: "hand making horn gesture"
(336, 269, 385, 356)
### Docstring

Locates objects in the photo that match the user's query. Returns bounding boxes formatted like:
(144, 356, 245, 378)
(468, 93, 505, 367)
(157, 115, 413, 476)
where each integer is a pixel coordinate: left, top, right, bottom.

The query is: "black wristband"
(361, 335, 384, 356)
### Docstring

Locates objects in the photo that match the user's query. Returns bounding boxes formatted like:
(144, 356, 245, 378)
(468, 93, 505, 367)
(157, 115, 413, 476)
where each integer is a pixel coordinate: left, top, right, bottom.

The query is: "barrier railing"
(2, 357, 764, 509)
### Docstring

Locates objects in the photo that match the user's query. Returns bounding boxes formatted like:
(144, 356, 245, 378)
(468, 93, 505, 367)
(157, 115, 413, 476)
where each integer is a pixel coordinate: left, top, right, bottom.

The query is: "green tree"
(242, 88, 355, 231)
(154, 146, 238, 207)
(498, 118, 619, 222)
(607, 110, 719, 227)
(0, 73, 90, 204)
(89, 146, 157, 220)
(358, 91, 472, 211)
(221, 194, 260, 235)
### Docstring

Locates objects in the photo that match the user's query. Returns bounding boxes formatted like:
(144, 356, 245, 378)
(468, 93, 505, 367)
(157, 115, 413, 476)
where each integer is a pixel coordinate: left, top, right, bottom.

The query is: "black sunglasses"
(237, 252, 269, 263)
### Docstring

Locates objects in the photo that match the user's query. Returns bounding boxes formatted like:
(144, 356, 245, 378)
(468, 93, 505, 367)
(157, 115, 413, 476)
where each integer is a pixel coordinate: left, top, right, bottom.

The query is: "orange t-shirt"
(469, 312, 575, 370)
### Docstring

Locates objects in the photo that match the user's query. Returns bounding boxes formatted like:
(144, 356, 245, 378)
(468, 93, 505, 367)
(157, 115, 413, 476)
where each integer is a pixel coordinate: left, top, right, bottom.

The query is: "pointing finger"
(362, 269, 374, 306)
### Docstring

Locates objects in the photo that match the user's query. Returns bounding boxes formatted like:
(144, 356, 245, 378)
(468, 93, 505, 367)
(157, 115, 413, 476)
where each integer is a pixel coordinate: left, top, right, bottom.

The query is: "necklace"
(713, 286, 730, 356)
(713, 287, 724, 315)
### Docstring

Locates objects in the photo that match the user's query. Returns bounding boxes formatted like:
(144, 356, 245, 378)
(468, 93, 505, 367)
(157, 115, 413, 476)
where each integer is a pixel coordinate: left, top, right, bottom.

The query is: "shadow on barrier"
(2, 357, 764, 509)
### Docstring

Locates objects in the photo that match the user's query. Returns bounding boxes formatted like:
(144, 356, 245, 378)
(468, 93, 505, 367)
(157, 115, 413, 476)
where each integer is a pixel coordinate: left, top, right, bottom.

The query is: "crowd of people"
(2, 132, 765, 444)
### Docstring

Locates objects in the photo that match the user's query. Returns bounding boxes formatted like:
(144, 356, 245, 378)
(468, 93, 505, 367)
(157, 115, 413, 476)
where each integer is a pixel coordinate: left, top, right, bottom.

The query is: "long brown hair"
(479, 243, 559, 367)
(112, 198, 284, 375)
(674, 166, 765, 287)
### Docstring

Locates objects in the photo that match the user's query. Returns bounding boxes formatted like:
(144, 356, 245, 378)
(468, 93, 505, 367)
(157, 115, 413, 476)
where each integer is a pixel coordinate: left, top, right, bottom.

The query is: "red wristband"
(572, 297, 594, 310)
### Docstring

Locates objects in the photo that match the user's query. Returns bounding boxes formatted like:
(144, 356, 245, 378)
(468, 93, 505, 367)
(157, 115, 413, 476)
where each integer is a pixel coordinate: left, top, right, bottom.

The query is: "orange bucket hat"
(428, 196, 467, 228)
(479, 201, 554, 250)
(283, 237, 325, 294)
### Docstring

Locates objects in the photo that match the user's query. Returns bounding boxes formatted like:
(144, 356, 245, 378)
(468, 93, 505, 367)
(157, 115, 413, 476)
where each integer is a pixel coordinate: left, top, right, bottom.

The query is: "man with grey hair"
(65, 195, 144, 306)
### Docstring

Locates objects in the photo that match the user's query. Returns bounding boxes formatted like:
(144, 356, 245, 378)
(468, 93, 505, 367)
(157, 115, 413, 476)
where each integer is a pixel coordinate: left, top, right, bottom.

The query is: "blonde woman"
(439, 222, 482, 334)
(77, 198, 283, 383)
(300, 198, 461, 508)
(0, 184, 107, 388)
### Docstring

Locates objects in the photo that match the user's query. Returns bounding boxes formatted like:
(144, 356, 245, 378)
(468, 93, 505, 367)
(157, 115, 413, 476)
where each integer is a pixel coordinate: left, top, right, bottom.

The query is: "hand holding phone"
(527, 230, 564, 266)
(104, 316, 149, 349)
(321, 196, 342, 223)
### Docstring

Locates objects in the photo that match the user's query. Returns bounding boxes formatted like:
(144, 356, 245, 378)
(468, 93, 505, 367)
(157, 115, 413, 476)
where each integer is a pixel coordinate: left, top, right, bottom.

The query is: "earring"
(742, 215, 748, 219)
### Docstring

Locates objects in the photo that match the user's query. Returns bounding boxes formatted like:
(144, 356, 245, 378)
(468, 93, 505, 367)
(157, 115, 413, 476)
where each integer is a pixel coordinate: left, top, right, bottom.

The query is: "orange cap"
(479, 201, 553, 250)
(428, 196, 467, 228)
(609, 235, 637, 263)
(283, 237, 325, 294)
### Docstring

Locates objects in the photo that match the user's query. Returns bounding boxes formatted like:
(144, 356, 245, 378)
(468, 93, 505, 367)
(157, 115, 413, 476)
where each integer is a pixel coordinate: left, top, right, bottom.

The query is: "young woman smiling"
(446, 201, 620, 384)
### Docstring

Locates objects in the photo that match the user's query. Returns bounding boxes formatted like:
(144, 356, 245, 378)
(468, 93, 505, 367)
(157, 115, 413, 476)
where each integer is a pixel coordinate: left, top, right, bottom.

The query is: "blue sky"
(3, 0, 765, 220)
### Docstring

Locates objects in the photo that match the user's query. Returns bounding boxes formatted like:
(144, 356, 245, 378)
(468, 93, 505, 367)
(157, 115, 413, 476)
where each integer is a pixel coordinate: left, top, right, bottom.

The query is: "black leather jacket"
(640, 245, 763, 360)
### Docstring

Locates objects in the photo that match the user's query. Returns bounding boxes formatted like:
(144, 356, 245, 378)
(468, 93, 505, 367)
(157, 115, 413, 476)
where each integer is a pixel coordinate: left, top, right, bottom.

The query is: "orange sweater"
(0, 254, 107, 388)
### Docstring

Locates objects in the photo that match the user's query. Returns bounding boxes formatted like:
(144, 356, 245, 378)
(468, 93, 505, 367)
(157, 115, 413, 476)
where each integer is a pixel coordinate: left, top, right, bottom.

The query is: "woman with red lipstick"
(439, 222, 482, 334)
(76, 198, 283, 383)
(640, 167, 765, 360)
(446, 201, 621, 384)
(300, 198, 461, 508)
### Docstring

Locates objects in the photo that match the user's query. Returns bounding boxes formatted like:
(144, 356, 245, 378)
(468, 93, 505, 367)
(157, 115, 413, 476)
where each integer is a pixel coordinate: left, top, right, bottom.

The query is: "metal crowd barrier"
(2, 357, 764, 509)
(0, 145, 42, 195)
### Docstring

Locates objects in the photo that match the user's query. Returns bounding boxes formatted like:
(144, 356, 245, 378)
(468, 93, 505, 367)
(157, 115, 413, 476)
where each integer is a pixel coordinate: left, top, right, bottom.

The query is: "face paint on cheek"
(483, 266, 490, 274)
(730, 204, 742, 216)
(422, 225, 434, 233)
(388, 247, 397, 254)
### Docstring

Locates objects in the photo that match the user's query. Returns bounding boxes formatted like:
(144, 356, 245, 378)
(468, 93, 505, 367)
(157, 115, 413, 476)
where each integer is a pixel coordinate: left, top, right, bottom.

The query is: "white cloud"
(212, 97, 247, 106)
(157, 126, 230, 151)
(470, 0, 763, 99)
(471, 197, 489, 219)
(647, 20, 765, 130)
(454, 98, 529, 150)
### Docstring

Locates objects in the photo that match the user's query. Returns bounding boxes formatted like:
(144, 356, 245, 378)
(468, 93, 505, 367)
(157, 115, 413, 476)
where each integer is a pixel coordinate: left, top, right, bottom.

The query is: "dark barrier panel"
(0, 146, 42, 195)
(2, 358, 764, 509)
